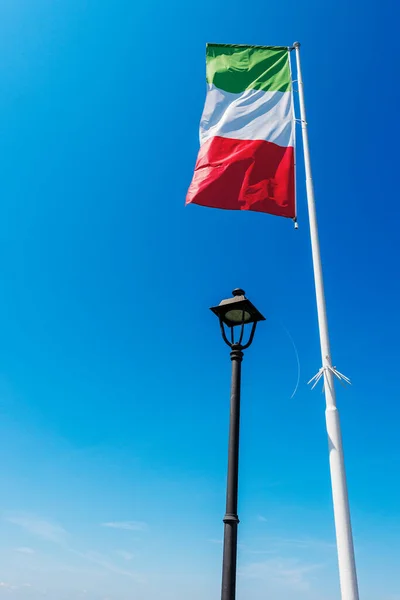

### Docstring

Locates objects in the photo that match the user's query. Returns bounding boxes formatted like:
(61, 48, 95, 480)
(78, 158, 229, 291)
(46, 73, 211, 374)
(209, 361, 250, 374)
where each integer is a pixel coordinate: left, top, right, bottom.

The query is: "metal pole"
(221, 343, 243, 600)
(293, 42, 359, 600)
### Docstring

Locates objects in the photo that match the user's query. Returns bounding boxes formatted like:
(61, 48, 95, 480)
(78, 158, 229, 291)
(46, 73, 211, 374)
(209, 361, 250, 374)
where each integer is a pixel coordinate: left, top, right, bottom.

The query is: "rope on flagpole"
(308, 365, 351, 391)
(280, 321, 301, 400)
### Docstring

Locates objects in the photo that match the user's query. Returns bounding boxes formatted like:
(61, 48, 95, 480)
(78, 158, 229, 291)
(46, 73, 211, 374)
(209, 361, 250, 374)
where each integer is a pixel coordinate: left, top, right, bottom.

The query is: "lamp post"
(210, 289, 265, 600)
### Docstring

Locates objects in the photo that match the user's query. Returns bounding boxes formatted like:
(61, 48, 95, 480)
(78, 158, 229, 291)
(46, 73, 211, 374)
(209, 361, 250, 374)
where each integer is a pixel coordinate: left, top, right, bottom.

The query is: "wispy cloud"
(269, 537, 335, 551)
(0, 582, 34, 593)
(257, 515, 268, 523)
(5, 513, 67, 544)
(101, 521, 147, 532)
(243, 548, 276, 556)
(0, 582, 15, 589)
(244, 536, 335, 555)
(240, 557, 322, 592)
(115, 550, 135, 561)
(207, 538, 223, 545)
(73, 550, 144, 581)
(5, 512, 146, 584)
(15, 547, 35, 554)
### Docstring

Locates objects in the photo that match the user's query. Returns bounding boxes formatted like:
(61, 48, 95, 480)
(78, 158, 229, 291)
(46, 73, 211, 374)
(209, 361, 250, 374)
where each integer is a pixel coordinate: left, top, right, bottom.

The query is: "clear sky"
(0, 1, 399, 599)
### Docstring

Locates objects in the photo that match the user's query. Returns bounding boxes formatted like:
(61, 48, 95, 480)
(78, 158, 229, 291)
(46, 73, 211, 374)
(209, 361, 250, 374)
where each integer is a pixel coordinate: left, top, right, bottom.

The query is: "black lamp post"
(210, 289, 265, 600)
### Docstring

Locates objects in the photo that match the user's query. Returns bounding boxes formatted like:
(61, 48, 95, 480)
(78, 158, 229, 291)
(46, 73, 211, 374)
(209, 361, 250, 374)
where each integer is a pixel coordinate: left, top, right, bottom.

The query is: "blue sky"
(0, 0, 399, 599)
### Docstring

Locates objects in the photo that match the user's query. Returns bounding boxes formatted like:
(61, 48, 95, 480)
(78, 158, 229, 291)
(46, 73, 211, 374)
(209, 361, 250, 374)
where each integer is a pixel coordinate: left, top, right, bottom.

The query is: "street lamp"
(210, 289, 265, 600)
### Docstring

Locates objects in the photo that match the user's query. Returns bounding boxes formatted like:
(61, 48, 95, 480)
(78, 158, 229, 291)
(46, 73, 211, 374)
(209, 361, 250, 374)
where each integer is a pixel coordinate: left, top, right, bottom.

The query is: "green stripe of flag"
(206, 44, 291, 94)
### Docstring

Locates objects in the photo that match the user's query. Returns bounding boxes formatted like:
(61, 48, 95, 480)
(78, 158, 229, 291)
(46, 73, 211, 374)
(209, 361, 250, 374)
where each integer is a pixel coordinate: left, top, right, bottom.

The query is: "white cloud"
(101, 521, 147, 532)
(244, 548, 276, 556)
(6, 513, 67, 544)
(244, 536, 335, 555)
(207, 538, 222, 545)
(240, 557, 322, 592)
(257, 515, 268, 523)
(0, 582, 14, 588)
(15, 547, 35, 554)
(271, 537, 335, 550)
(4, 512, 147, 587)
(77, 551, 144, 581)
(115, 550, 135, 561)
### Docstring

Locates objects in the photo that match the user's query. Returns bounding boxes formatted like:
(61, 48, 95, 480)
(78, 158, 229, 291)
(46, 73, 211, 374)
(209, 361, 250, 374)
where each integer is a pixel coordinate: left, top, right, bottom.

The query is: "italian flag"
(186, 44, 295, 219)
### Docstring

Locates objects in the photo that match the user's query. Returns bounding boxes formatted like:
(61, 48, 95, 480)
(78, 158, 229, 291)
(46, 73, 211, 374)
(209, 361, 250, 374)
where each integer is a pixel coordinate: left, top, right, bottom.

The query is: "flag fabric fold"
(186, 44, 296, 219)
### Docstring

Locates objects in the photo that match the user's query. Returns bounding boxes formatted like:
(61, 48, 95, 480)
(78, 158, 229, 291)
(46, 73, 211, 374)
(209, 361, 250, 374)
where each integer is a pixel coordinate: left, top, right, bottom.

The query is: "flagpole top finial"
(293, 41, 301, 49)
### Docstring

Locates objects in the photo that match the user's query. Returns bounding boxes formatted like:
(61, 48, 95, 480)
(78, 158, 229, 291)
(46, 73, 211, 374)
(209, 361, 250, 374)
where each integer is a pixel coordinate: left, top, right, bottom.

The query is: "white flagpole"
(293, 42, 360, 600)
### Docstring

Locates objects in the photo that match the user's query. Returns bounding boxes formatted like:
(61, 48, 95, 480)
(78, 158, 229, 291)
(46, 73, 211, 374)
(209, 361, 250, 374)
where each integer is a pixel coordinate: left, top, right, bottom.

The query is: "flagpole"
(293, 42, 359, 600)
